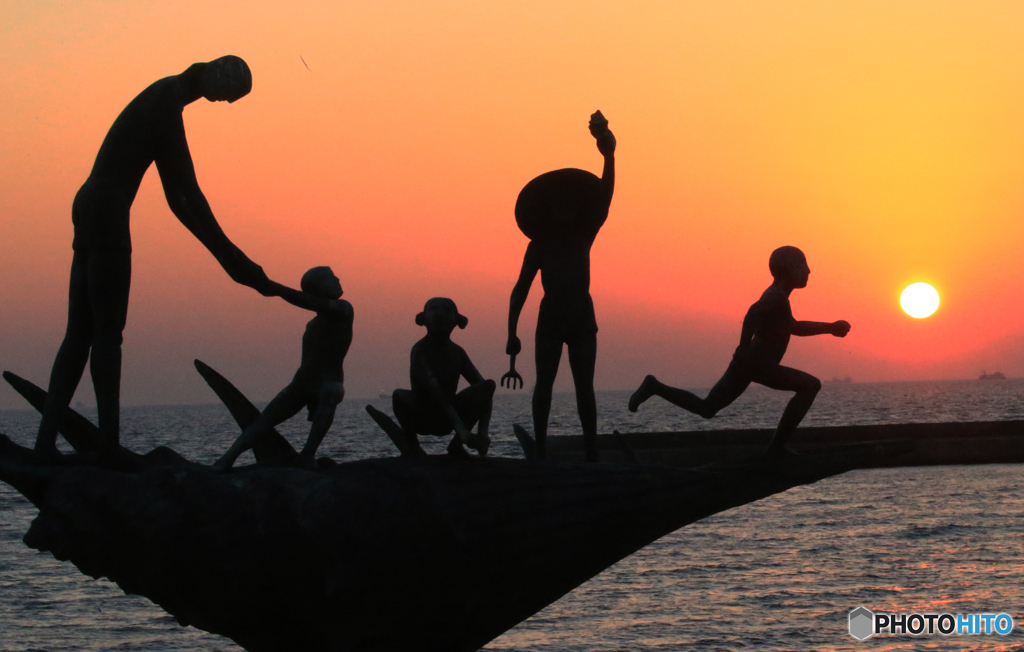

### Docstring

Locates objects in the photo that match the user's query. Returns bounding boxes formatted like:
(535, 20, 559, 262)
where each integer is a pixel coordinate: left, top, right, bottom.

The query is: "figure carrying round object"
(504, 111, 616, 462)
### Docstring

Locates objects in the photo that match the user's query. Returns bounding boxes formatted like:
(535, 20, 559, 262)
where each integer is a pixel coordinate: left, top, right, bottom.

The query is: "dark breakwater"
(0, 380, 1022, 650)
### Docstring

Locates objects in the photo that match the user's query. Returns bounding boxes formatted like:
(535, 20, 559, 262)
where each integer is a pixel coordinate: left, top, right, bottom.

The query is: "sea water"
(0, 380, 1022, 651)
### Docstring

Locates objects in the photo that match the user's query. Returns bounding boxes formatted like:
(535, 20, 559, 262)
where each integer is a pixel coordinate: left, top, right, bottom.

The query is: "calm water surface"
(0, 380, 1022, 651)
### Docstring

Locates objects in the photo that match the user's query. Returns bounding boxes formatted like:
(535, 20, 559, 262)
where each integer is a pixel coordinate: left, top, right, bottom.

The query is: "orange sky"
(3, 1, 1024, 408)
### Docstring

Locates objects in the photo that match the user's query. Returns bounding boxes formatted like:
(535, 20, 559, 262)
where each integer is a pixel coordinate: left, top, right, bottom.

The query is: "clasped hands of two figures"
(222, 247, 276, 296)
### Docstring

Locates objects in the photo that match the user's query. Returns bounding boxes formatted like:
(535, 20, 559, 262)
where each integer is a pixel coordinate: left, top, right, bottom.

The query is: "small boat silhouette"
(979, 371, 1006, 380)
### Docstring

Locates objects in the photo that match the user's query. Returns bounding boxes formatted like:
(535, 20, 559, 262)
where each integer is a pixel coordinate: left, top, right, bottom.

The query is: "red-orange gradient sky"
(4, 1, 1024, 408)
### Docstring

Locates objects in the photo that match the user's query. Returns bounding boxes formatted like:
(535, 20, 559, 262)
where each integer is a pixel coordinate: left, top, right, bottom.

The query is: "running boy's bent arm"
(791, 319, 850, 337)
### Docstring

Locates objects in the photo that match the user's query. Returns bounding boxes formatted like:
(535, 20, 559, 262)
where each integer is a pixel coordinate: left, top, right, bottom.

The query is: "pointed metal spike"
(513, 424, 537, 461)
(192, 360, 297, 462)
(2, 371, 100, 453)
(365, 404, 410, 455)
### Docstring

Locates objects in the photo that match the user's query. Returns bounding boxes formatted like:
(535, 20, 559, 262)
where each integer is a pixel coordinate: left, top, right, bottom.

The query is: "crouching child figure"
(393, 298, 495, 457)
(215, 266, 353, 470)
(628, 246, 850, 456)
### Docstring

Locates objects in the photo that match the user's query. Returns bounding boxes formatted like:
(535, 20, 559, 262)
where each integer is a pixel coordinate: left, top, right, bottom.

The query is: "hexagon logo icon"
(849, 606, 874, 641)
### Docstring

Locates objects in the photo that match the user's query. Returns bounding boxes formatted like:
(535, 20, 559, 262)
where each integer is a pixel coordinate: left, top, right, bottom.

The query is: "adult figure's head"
(199, 55, 252, 103)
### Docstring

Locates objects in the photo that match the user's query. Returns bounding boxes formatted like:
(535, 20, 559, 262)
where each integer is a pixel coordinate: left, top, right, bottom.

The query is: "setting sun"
(900, 283, 940, 319)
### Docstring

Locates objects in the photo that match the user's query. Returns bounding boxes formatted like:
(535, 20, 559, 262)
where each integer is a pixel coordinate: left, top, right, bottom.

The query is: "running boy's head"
(301, 266, 343, 299)
(769, 246, 810, 288)
(415, 297, 468, 337)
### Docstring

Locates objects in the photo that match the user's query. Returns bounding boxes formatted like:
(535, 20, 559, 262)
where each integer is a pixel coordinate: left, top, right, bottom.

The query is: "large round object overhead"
(515, 168, 608, 241)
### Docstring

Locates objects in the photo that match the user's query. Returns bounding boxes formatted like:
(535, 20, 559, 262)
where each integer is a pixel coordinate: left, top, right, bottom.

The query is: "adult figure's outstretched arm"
(155, 122, 271, 295)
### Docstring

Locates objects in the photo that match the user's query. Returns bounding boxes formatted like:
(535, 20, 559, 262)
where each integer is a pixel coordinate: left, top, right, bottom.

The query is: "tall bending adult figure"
(36, 56, 272, 458)
(504, 112, 616, 462)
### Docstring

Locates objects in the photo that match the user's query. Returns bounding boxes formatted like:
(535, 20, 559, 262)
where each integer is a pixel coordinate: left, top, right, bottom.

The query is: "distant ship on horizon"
(979, 371, 1006, 380)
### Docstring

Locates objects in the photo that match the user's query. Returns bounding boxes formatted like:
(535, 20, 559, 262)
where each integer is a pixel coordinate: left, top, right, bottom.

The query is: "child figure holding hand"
(215, 266, 353, 470)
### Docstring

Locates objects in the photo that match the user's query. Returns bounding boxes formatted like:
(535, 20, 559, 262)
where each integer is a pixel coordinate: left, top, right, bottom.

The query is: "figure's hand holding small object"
(506, 336, 522, 357)
(589, 110, 616, 156)
(501, 353, 524, 390)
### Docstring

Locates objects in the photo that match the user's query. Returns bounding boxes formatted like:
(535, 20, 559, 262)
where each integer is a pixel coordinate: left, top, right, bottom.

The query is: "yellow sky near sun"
(2, 1, 1024, 404)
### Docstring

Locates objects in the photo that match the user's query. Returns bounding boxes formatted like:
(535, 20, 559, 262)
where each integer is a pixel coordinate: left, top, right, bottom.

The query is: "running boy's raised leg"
(629, 367, 750, 419)
(755, 365, 821, 455)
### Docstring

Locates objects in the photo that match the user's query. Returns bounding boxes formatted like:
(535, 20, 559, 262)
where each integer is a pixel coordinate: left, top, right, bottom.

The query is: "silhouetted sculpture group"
(29, 57, 852, 467)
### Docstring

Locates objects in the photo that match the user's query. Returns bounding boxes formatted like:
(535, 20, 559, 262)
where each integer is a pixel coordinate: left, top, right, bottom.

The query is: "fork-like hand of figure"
(501, 353, 524, 390)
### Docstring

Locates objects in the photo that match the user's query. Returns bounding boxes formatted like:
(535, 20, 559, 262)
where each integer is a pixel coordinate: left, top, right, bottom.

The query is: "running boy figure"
(504, 111, 615, 462)
(215, 266, 353, 470)
(628, 246, 850, 456)
(392, 298, 495, 458)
